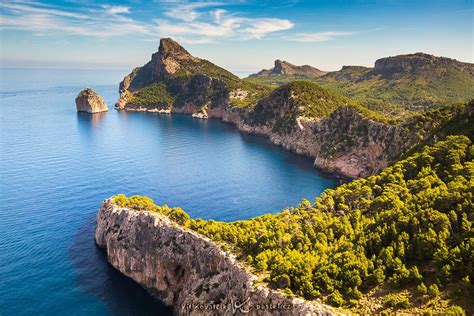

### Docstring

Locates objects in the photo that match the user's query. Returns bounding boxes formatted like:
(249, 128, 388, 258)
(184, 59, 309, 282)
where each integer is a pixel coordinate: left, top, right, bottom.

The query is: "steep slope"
(116, 38, 270, 114)
(249, 60, 326, 78)
(240, 83, 471, 177)
(104, 135, 473, 314)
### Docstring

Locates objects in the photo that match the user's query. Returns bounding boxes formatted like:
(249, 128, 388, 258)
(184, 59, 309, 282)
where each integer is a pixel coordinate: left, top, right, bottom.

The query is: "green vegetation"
(173, 58, 239, 82)
(244, 61, 474, 118)
(314, 68, 474, 114)
(128, 82, 175, 107)
(113, 194, 190, 225)
(401, 101, 474, 159)
(112, 135, 473, 314)
(250, 81, 395, 134)
(226, 79, 272, 108)
(283, 81, 358, 118)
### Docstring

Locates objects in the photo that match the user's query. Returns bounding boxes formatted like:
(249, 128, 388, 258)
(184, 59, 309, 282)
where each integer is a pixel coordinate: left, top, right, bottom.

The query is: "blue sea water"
(0, 69, 339, 315)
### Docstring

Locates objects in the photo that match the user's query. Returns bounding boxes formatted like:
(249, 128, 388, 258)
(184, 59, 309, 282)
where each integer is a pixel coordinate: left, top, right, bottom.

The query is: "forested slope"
(113, 134, 473, 314)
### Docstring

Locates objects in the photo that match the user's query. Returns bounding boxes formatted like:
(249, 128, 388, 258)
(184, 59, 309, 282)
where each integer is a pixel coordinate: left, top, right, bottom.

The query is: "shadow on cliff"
(69, 213, 173, 316)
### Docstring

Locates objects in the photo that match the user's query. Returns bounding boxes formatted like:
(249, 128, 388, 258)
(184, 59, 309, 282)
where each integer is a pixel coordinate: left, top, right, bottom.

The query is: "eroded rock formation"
(95, 200, 336, 316)
(75, 88, 108, 113)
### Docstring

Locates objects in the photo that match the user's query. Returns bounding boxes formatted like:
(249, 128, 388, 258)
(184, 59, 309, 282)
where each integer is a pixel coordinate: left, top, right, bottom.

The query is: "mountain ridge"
(246, 52, 474, 113)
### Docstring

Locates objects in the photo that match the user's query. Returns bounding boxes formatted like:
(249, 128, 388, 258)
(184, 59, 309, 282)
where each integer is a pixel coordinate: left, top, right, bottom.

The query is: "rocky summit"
(75, 88, 108, 113)
(250, 60, 326, 77)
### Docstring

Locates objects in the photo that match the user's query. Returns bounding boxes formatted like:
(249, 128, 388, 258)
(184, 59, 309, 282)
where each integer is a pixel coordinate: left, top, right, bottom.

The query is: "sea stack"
(75, 88, 108, 113)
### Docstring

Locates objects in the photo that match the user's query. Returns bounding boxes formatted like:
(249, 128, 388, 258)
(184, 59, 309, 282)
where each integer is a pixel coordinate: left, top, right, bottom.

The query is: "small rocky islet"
(75, 88, 108, 113)
(90, 38, 473, 315)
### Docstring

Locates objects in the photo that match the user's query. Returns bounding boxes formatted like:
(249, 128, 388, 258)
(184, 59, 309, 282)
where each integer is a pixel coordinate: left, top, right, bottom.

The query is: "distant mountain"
(249, 60, 326, 78)
(320, 53, 474, 110)
(246, 53, 474, 114)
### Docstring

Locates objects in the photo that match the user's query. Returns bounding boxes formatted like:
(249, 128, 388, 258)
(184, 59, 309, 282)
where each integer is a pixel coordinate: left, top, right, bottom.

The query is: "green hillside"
(112, 132, 473, 315)
(245, 53, 474, 117)
(249, 81, 392, 134)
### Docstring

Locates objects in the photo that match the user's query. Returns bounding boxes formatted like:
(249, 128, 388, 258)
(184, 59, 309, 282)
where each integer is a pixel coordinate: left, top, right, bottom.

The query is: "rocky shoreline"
(115, 102, 420, 178)
(113, 38, 429, 179)
(95, 199, 336, 315)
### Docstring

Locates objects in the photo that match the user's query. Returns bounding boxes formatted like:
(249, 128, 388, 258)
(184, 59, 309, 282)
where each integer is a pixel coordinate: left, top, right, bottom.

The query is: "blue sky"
(0, 0, 472, 74)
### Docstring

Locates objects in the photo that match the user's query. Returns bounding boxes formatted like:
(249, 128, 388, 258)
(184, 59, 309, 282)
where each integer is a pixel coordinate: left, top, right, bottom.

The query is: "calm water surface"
(0, 69, 339, 315)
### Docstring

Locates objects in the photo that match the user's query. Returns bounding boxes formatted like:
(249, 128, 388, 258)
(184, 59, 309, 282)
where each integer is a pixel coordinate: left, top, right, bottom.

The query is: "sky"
(0, 0, 473, 75)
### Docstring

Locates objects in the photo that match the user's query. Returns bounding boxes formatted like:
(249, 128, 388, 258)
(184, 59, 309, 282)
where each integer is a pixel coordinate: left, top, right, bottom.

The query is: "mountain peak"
(158, 38, 193, 60)
(250, 60, 326, 78)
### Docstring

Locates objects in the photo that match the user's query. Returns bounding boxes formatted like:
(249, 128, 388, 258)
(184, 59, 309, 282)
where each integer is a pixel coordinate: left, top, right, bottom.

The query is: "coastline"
(95, 199, 337, 316)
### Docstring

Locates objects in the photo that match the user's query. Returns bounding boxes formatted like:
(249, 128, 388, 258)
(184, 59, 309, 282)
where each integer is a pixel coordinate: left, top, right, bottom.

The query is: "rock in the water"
(75, 88, 108, 113)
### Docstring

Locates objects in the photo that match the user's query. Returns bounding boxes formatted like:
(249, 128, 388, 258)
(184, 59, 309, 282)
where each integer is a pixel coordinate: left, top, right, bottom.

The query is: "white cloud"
(239, 18, 294, 39)
(0, 2, 91, 20)
(286, 31, 356, 42)
(2, 0, 352, 45)
(0, 1, 149, 37)
(155, 8, 293, 43)
(102, 5, 130, 15)
(163, 2, 223, 22)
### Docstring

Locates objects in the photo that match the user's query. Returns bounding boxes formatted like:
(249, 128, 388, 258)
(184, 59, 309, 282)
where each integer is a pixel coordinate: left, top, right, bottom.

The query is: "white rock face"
(95, 200, 336, 316)
(75, 88, 108, 113)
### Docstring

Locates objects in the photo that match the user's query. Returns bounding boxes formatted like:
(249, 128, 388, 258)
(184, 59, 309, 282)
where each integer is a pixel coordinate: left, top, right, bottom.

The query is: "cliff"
(116, 38, 268, 112)
(95, 199, 336, 315)
(249, 60, 326, 78)
(75, 88, 108, 113)
(114, 38, 470, 178)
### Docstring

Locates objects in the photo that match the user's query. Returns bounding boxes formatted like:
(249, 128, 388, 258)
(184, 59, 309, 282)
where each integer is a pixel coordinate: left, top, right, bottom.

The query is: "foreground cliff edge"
(95, 199, 336, 315)
(95, 135, 472, 315)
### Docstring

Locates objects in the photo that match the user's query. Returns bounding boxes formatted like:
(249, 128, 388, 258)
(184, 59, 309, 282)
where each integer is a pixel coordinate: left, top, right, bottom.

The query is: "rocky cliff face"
(75, 88, 108, 113)
(95, 200, 335, 315)
(114, 38, 463, 178)
(116, 38, 246, 113)
(250, 60, 326, 78)
(236, 106, 423, 178)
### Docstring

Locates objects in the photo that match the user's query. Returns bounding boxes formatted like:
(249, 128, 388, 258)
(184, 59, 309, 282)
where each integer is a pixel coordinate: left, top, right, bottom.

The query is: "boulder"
(75, 88, 108, 113)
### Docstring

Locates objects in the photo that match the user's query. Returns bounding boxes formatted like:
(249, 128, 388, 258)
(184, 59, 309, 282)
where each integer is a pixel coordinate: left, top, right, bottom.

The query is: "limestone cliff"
(75, 88, 108, 113)
(95, 200, 336, 316)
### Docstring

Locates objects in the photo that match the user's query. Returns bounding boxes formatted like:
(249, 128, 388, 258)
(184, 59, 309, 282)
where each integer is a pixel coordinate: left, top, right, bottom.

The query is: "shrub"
(383, 294, 410, 309)
(327, 290, 344, 307)
(444, 305, 466, 316)
(427, 284, 440, 298)
(416, 282, 427, 296)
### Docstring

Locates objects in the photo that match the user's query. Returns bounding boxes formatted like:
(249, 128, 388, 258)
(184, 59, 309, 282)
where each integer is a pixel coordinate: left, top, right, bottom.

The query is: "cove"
(0, 69, 339, 315)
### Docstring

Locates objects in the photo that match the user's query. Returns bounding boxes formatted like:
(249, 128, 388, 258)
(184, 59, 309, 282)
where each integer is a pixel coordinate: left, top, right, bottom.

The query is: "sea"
(0, 68, 339, 315)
